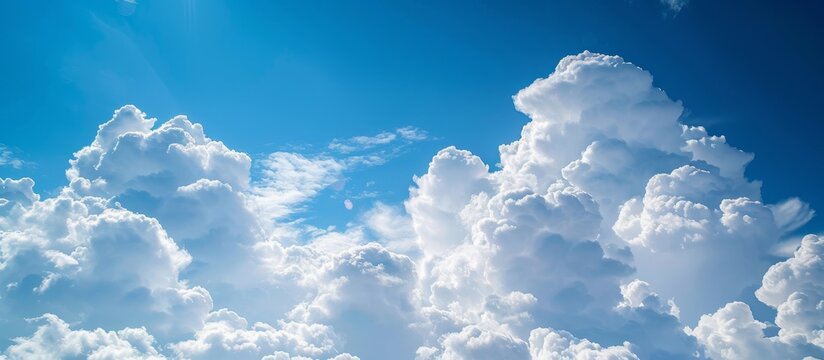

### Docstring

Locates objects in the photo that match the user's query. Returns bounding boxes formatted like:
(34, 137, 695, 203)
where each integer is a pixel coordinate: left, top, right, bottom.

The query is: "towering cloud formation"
(0, 52, 821, 359)
(406, 51, 815, 359)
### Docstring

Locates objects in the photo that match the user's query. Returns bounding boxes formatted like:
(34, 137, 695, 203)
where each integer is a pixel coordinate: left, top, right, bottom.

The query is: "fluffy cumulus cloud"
(169, 308, 345, 360)
(404, 50, 816, 359)
(688, 301, 821, 360)
(529, 328, 639, 360)
(0, 106, 351, 359)
(417, 325, 530, 360)
(687, 234, 824, 359)
(0, 185, 212, 343)
(3, 313, 164, 360)
(286, 243, 422, 359)
(2, 51, 822, 360)
(67, 105, 251, 197)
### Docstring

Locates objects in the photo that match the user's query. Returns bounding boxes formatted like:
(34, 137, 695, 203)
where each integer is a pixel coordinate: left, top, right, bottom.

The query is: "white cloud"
(362, 202, 418, 254)
(613, 164, 762, 251)
(60, 107, 296, 329)
(416, 325, 529, 360)
(397, 126, 428, 141)
(287, 243, 422, 359)
(253, 126, 429, 221)
(660, 0, 688, 13)
(688, 302, 810, 360)
(4, 313, 165, 360)
(770, 234, 809, 258)
(405, 51, 720, 359)
(0, 178, 39, 217)
(688, 234, 824, 359)
(405, 146, 492, 255)
(2, 50, 823, 360)
(682, 126, 754, 179)
(0, 103, 366, 356)
(328, 127, 428, 154)
(252, 152, 345, 219)
(4, 311, 358, 360)
(0, 145, 23, 169)
(68, 105, 251, 198)
(0, 193, 213, 342)
(614, 180, 782, 321)
(329, 132, 397, 153)
(502, 51, 685, 193)
(612, 165, 784, 320)
(418, 325, 639, 360)
(618, 279, 678, 317)
(769, 197, 815, 234)
(757, 235, 824, 347)
(304, 226, 368, 254)
(529, 328, 639, 360)
(170, 308, 340, 360)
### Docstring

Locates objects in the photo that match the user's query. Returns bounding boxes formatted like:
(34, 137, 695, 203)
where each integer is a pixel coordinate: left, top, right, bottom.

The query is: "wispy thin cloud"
(252, 126, 430, 220)
(251, 152, 345, 219)
(329, 132, 397, 153)
(328, 127, 428, 154)
(0, 144, 24, 169)
(396, 126, 427, 141)
(660, 0, 688, 13)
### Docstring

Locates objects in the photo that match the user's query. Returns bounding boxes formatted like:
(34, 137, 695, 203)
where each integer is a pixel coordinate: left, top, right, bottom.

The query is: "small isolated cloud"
(343, 199, 353, 210)
(328, 126, 428, 154)
(660, 0, 688, 13)
(0, 144, 23, 169)
(329, 132, 396, 153)
(770, 197, 816, 234)
(396, 126, 428, 141)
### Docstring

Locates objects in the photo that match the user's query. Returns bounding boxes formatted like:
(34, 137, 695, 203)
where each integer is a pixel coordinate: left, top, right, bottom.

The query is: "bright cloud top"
(0, 51, 821, 360)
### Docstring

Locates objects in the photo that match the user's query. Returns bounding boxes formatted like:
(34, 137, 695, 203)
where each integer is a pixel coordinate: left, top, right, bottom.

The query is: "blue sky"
(2, 0, 822, 231)
(2, 1, 824, 359)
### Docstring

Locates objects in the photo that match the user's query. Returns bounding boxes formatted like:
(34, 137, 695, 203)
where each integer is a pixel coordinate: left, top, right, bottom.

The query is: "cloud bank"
(1, 51, 821, 359)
